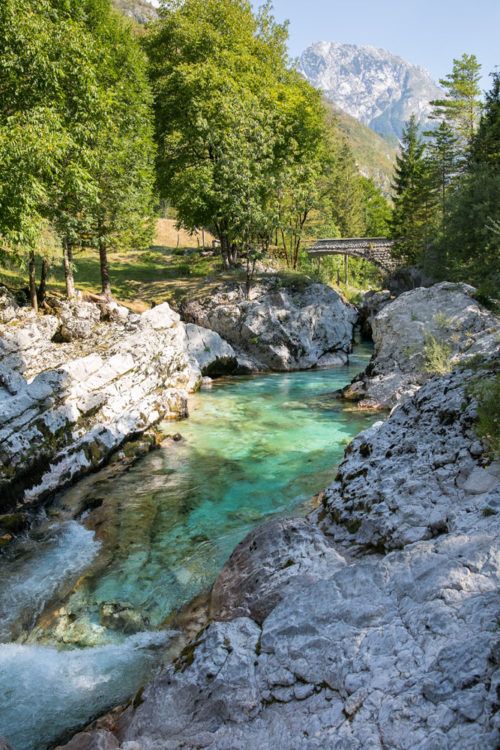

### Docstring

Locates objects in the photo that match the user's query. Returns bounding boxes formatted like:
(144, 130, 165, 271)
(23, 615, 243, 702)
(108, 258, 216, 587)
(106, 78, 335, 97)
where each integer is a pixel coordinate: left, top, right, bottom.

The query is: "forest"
(0, 0, 498, 306)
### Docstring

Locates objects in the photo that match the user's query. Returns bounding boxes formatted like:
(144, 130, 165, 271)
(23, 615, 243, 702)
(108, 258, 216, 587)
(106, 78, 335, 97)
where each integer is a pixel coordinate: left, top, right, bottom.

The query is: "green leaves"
(0, 0, 155, 299)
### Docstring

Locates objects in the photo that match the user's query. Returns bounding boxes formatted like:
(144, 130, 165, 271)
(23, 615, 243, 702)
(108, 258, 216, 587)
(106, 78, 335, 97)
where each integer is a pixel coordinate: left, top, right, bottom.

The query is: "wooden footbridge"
(307, 238, 400, 276)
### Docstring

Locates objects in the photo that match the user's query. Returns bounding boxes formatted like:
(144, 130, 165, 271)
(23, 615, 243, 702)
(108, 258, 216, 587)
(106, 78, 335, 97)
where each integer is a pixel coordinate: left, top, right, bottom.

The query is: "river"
(0, 344, 376, 750)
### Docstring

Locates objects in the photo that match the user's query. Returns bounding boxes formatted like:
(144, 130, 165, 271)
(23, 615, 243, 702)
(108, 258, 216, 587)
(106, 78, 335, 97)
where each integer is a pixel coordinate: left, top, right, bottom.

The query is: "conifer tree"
(430, 53, 482, 161)
(426, 121, 459, 228)
(390, 116, 436, 264)
(442, 72, 500, 294)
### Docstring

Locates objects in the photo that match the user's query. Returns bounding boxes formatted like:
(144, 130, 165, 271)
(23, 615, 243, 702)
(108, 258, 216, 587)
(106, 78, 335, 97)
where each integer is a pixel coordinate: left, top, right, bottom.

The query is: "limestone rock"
(55, 730, 119, 750)
(0, 302, 196, 511)
(0, 286, 21, 324)
(342, 282, 499, 409)
(358, 289, 394, 339)
(184, 323, 239, 376)
(182, 279, 357, 372)
(210, 518, 346, 624)
(57, 301, 101, 342)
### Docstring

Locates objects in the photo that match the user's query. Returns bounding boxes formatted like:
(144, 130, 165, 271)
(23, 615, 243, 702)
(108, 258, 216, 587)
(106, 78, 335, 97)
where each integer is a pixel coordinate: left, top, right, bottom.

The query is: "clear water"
(0, 345, 376, 750)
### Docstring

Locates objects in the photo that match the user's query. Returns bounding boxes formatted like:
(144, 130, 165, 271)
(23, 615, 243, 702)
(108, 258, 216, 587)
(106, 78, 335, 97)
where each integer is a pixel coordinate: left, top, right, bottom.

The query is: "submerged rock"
(342, 281, 499, 409)
(86, 360, 499, 750)
(182, 278, 357, 372)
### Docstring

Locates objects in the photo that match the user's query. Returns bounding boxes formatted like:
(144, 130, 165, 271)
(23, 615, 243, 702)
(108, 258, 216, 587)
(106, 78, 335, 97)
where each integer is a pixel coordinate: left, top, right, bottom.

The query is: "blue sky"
(253, 0, 498, 91)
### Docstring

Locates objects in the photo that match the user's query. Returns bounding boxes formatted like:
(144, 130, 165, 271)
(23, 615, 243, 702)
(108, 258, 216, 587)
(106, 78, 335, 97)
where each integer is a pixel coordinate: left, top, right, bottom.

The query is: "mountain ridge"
(299, 41, 442, 140)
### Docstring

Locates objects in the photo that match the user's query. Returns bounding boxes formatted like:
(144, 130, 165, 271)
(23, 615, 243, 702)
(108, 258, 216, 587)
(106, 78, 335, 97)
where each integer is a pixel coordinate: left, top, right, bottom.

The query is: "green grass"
(1, 245, 226, 312)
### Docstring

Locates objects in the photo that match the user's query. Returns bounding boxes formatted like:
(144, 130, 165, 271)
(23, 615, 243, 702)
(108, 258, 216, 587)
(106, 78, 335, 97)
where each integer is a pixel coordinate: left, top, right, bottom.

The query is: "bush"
(423, 333, 452, 375)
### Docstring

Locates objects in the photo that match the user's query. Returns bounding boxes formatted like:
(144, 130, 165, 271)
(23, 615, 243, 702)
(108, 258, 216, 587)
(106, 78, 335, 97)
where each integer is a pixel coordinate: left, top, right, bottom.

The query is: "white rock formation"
(182, 280, 357, 372)
(0, 302, 197, 511)
(343, 282, 500, 409)
(106, 361, 498, 750)
(183, 323, 240, 376)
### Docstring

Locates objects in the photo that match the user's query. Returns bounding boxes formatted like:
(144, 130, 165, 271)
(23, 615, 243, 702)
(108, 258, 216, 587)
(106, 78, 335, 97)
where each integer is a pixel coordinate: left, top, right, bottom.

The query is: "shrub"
(423, 333, 453, 375)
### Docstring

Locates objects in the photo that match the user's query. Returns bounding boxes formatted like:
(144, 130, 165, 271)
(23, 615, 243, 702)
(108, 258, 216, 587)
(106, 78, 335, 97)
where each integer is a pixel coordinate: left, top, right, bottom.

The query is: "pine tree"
(442, 71, 500, 295)
(329, 144, 365, 237)
(426, 121, 459, 228)
(390, 116, 437, 264)
(430, 53, 482, 161)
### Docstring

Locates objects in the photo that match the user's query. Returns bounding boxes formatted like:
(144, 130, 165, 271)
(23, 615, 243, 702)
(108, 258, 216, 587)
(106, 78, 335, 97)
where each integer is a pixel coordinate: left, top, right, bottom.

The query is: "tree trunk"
(99, 240, 112, 299)
(63, 240, 75, 299)
(229, 244, 239, 266)
(220, 235, 230, 270)
(38, 257, 50, 305)
(344, 254, 349, 285)
(28, 250, 38, 312)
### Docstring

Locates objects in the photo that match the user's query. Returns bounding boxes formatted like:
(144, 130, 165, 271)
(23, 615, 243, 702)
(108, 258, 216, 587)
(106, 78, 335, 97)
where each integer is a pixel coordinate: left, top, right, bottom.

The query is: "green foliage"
(438, 71, 500, 296)
(423, 333, 452, 375)
(147, 0, 286, 271)
(329, 104, 396, 195)
(359, 177, 391, 236)
(0, 0, 155, 302)
(147, 0, 375, 285)
(390, 59, 498, 296)
(390, 116, 437, 264)
(468, 373, 500, 458)
(430, 53, 482, 157)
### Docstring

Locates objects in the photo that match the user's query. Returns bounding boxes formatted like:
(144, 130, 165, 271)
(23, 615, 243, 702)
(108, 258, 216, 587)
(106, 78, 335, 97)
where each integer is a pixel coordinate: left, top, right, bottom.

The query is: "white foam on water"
(0, 632, 168, 750)
(0, 521, 100, 642)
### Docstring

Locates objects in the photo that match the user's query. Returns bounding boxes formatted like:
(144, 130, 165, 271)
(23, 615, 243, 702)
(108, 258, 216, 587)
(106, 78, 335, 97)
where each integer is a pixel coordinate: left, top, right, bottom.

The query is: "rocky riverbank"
(54, 283, 499, 750)
(342, 282, 499, 409)
(0, 293, 198, 520)
(0, 277, 357, 537)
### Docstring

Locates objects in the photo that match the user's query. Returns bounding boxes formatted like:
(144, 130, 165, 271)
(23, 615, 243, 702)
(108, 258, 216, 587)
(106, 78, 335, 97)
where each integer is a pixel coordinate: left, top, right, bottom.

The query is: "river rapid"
(0, 345, 376, 750)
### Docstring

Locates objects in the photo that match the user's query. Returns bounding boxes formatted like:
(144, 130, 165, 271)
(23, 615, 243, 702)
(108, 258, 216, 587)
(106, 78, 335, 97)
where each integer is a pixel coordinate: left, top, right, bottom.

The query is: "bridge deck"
(307, 237, 398, 273)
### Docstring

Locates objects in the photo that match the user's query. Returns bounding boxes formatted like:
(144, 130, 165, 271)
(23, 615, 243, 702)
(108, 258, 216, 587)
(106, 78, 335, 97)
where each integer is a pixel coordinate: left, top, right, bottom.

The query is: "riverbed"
(0, 345, 376, 750)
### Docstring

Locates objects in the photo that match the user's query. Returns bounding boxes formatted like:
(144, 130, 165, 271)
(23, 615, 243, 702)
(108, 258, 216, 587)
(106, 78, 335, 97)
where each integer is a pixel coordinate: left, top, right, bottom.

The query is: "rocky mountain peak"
(299, 41, 443, 140)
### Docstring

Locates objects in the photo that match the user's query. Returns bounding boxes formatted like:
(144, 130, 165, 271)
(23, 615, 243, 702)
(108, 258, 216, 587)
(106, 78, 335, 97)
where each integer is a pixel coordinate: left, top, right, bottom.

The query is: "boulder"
(182, 279, 357, 372)
(342, 282, 499, 409)
(57, 301, 101, 342)
(183, 323, 239, 376)
(210, 518, 346, 624)
(113, 359, 499, 750)
(358, 288, 394, 339)
(0, 286, 21, 324)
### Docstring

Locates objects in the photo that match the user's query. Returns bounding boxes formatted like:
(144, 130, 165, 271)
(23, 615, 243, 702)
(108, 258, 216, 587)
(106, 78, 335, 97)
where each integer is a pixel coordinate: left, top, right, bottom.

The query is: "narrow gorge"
(0, 279, 498, 750)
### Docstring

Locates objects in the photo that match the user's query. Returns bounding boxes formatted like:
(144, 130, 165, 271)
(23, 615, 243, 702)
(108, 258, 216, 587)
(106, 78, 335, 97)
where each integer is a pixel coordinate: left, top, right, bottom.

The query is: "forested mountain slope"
(328, 102, 396, 194)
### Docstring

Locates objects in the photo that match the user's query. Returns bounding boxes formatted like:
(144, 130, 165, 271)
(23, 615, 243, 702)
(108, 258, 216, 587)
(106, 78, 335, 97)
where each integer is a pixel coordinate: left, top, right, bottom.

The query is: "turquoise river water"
(0, 344, 375, 750)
